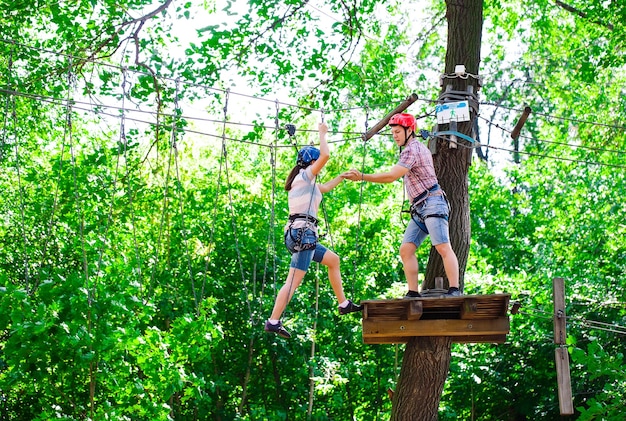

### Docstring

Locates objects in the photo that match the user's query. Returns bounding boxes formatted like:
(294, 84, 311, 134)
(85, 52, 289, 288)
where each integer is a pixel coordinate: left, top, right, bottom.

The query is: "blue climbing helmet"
(297, 146, 320, 167)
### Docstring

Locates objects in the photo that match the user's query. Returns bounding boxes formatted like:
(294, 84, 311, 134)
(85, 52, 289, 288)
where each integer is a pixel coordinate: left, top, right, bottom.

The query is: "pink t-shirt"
(285, 167, 321, 231)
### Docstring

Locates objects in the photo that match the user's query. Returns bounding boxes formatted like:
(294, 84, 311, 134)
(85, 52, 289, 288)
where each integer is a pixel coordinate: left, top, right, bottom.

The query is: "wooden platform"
(362, 293, 511, 344)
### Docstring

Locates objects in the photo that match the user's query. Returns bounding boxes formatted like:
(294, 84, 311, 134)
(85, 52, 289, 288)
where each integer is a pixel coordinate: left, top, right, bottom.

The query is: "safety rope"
(64, 58, 91, 302)
(262, 100, 280, 307)
(5, 46, 32, 292)
(197, 90, 227, 316)
(352, 107, 370, 298)
(220, 90, 254, 323)
(119, 68, 145, 295)
(280, 118, 319, 317)
(168, 79, 199, 312)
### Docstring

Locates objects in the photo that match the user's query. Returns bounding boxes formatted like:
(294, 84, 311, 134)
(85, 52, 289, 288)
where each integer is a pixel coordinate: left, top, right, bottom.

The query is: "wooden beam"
(460, 298, 478, 318)
(363, 334, 507, 345)
(555, 347, 574, 415)
(553, 277, 574, 415)
(362, 317, 510, 339)
(553, 277, 567, 345)
(361, 93, 418, 141)
(407, 300, 423, 320)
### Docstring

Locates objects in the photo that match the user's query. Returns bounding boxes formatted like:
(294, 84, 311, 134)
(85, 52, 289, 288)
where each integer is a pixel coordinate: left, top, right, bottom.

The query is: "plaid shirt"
(398, 138, 438, 202)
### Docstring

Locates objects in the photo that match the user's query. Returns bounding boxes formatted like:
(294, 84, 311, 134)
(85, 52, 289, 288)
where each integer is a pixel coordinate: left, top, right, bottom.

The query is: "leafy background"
(0, 0, 625, 419)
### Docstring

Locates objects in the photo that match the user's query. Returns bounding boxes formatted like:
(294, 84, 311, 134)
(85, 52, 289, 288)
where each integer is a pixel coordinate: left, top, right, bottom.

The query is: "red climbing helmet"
(389, 113, 417, 131)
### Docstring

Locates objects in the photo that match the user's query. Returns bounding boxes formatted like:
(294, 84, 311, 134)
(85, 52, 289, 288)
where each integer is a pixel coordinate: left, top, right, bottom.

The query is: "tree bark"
(392, 1, 484, 419)
(423, 0, 484, 291)
(390, 337, 453, 421)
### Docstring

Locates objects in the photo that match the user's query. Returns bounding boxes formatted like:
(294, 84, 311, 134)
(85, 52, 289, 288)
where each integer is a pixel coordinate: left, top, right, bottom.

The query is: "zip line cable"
(3, 82, 626, 165)
(519, 307, 626, 336)
(3, 38, 626, 276)
(3, 36, 626, 135)
(475, 117, 626, 169)
(480, 101, 626, 133)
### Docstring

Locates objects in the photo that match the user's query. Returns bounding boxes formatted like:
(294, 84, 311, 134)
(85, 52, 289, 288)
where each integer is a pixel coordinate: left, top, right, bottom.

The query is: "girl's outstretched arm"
(309, 122, 330, 176)
(319, 174, 345, 193)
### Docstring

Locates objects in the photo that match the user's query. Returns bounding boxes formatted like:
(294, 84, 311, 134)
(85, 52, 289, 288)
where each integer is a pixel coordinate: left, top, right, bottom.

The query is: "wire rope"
(168, 79, 199, 312)
(351, 108, 370, 299)
(5, 46, 31, 292)
(262, 100, 280, 306)
(519, 307, 626, 336)
(219, 90, 254, 323)
(63, 58, 91, 299)
(197, 89, 227, 316)
(91, 67, 130, 300)
(118, 68, 146, 295)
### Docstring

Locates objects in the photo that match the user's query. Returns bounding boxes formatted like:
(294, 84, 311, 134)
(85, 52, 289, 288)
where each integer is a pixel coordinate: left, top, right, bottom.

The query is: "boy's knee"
(435, 242, 454, 257)
(399, 242, 416, 258)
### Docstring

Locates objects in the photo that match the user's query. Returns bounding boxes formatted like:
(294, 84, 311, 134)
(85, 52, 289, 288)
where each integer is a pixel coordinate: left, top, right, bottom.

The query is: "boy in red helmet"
(344, 113, 461, 297)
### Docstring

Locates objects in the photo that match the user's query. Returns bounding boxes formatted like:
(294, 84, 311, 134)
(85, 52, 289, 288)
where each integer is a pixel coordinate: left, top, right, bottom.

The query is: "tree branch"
(554, 0, 614, 30)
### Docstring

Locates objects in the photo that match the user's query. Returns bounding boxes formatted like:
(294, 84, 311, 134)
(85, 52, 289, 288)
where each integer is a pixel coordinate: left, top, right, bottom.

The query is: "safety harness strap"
(289, 213, 319, 226)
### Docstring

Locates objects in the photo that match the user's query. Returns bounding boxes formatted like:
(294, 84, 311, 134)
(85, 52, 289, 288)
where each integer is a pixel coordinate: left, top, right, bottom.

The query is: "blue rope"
(420, 129, 475, 144)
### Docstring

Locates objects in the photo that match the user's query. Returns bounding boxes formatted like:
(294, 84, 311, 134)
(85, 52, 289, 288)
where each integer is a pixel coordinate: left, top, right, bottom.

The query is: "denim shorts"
(403, 195, 450, 246)
(284, 228, 327, 271)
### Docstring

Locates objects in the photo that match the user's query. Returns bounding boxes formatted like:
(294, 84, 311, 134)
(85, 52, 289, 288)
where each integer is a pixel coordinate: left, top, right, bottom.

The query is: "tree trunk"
(392, 1, 483, 419)
(423, 0, 483, 292)
(390, 337, 453, 421)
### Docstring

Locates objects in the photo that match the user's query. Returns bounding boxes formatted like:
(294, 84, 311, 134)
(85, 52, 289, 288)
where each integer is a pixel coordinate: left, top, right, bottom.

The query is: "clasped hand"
(341, 169, 362, 181)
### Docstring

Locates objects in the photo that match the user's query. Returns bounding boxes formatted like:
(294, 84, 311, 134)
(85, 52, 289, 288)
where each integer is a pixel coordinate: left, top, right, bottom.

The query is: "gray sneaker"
(445, 287, 462, 297)
(264, 320, 291, 339)
(339, 300, 363, 315)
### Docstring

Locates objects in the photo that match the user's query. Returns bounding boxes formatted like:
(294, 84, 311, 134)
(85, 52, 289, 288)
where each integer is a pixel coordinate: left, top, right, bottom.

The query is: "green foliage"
(1, 0, 626, 419)
(571, 340, 626, 421)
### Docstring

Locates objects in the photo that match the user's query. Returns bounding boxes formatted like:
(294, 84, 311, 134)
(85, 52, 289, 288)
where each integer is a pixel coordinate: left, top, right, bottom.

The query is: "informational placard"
(436, 100, 470, 124)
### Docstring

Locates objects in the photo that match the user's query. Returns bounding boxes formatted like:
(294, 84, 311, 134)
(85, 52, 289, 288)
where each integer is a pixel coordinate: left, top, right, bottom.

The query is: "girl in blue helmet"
(265, 122, 363, 339)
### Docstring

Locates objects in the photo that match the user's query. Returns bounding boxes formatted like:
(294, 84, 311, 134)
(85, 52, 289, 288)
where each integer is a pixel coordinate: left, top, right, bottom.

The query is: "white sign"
(436, 101, 470, 124)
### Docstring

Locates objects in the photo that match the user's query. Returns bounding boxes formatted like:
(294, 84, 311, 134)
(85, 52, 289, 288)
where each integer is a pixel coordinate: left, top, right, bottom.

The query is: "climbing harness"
(286, 213, 319, 252)
(409, 185, 450, 234)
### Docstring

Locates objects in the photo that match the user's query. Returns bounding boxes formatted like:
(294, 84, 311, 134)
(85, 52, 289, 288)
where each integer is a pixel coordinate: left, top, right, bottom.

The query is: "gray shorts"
(284, 228, 327, 271)
(403, 195, 450, 246)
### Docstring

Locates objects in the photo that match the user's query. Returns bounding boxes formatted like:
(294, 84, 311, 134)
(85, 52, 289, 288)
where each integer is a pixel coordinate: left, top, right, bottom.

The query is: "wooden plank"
(362, 317, 510, 339)
(555, 347, 574, 415)
(363, 334, 507, 345)
(407, 300, 423, 320)
(461, 298, 478, 318)
(454, 334, 507, 344)
(361, 293, 511, 306)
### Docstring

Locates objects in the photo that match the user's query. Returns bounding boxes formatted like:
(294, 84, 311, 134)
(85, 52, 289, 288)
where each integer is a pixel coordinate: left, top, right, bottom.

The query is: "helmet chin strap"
(402, 128, 414, 147)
